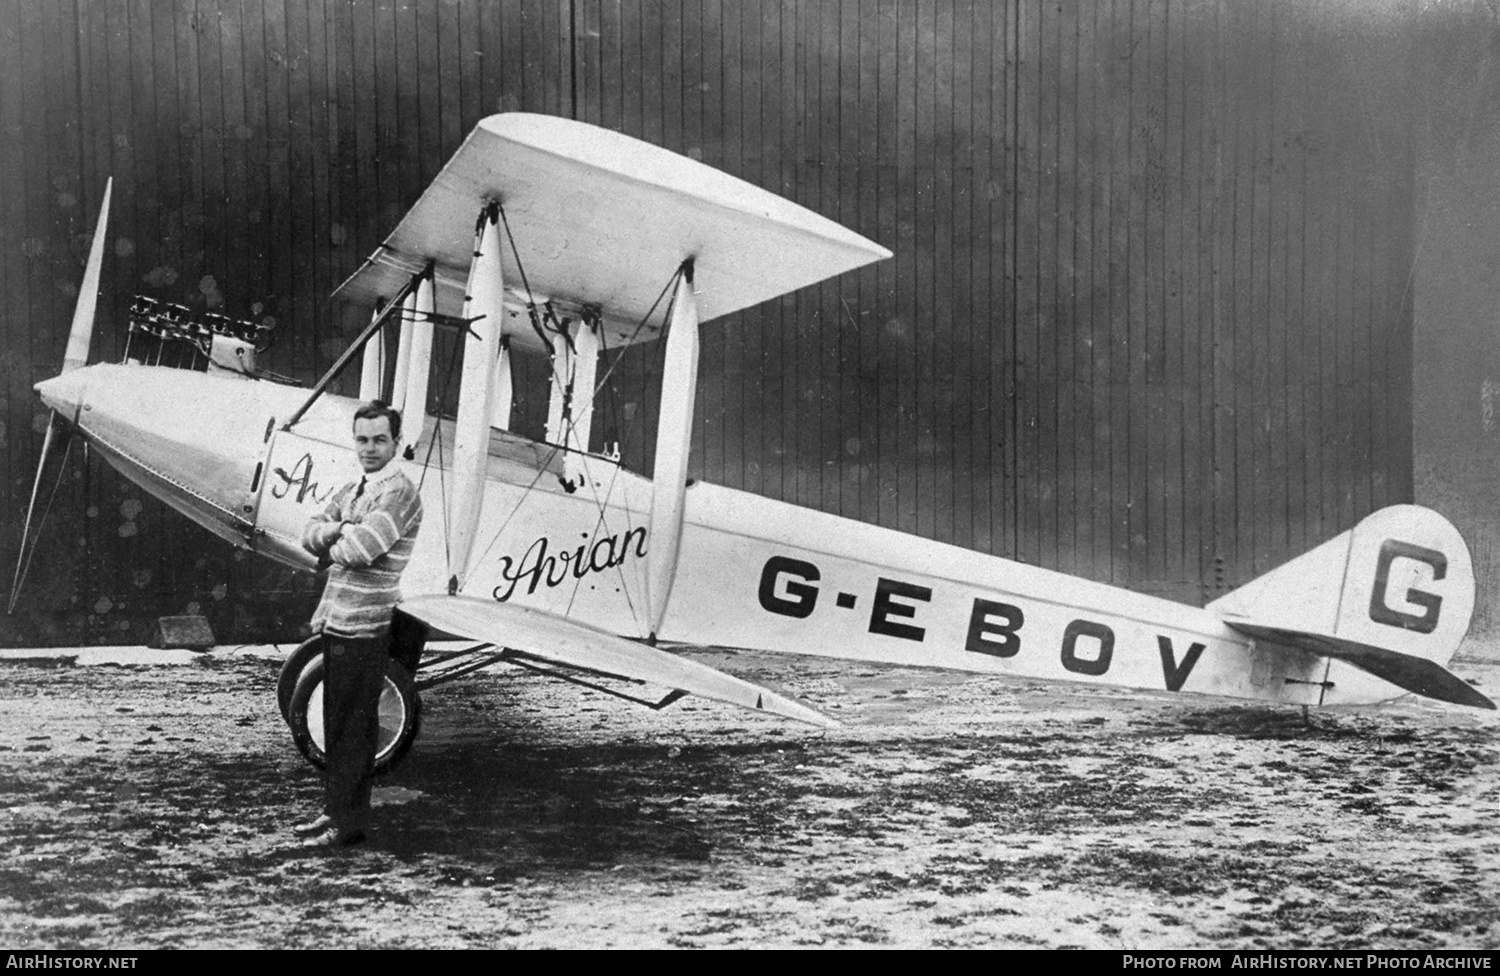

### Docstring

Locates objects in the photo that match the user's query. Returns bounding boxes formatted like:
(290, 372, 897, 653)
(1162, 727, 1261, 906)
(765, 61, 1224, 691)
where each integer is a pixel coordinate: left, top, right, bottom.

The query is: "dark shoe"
(291, 814, 334, 837)
(301, 825, 366, 849)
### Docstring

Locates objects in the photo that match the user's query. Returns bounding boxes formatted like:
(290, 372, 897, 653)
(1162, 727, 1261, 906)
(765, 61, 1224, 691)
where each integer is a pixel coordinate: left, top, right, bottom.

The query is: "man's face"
(353, 415, 398, 474)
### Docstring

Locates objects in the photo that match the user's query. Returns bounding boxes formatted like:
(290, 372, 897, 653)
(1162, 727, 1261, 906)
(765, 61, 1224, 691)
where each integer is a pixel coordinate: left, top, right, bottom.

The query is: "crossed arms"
(300, 483, 416, 570)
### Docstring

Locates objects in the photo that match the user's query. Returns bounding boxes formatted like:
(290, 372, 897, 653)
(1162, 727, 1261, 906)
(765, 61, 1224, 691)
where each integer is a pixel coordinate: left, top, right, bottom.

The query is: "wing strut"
(390, 288, 418, 414)
(645, 261, 699, 639)
(401, 270, 437, 424)
(447, 202, 505, 590)
(356, 301, 388, 401)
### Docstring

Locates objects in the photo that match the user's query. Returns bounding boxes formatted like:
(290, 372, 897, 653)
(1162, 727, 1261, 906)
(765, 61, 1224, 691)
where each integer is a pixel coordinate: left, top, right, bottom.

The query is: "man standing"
(296, 400, 423, 848)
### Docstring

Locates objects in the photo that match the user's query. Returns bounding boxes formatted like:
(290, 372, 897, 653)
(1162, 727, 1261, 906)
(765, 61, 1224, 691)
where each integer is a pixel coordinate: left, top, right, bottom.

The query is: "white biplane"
(16, 114, 1492, 774)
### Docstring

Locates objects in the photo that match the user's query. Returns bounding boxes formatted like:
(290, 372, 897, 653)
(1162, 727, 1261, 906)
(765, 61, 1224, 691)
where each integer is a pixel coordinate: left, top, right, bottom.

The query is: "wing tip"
(1453, 682, 1497, 711)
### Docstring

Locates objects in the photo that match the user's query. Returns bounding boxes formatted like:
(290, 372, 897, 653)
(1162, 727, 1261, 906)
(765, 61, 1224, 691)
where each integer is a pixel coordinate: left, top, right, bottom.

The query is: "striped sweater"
(301, 464, 423, 639)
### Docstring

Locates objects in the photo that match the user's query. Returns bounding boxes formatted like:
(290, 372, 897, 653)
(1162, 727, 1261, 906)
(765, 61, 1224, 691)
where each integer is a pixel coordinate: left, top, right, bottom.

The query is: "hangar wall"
(0, 0, 1428, 646)
(1410, 3, 1500, 643)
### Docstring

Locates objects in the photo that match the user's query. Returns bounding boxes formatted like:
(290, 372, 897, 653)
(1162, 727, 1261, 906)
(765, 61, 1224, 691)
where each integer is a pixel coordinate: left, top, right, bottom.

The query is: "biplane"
(15, 113, 1492, 774)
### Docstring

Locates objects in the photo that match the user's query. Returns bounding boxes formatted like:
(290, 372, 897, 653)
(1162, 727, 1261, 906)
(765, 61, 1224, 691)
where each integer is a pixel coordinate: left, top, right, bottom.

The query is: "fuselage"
(35, 361, 1436, 710)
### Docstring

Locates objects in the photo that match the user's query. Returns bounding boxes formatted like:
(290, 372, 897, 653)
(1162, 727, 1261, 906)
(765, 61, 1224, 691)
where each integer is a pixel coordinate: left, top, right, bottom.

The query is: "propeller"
(64, 178, 110, 373)
(8, 178, 111, 613)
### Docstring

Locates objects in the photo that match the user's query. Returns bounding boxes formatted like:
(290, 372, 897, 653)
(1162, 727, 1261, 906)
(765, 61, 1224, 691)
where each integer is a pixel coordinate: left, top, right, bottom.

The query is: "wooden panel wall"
(1409, 1, 1500, 642)
(0, 0, 1420, 646)
(586, 0, 1416, 604)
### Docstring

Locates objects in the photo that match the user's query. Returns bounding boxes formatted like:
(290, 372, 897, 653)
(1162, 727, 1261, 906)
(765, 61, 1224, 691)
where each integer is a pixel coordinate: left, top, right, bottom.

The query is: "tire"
(277, 635, 326, 721)
(286, 656, 421, 776)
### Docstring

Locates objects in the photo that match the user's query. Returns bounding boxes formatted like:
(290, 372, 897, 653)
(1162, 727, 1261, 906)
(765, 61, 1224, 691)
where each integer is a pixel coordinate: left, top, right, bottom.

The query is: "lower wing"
(399, 594, 838, 728)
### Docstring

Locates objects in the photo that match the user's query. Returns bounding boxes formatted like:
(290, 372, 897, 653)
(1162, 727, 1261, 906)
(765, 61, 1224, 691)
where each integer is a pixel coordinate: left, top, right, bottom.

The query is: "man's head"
(352, 401, 401, 474)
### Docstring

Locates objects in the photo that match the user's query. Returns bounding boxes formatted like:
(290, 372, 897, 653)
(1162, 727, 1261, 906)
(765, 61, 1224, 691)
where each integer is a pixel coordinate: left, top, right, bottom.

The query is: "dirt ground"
(0, 643, 1496, 950)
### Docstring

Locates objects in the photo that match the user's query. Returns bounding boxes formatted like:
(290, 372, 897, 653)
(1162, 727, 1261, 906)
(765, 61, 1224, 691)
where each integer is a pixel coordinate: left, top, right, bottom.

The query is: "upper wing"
(399, 594, 838, 728)
(333, 113, 891, 354)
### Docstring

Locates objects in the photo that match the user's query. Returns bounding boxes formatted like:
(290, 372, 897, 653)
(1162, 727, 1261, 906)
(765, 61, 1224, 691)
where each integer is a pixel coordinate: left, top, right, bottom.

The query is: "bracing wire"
(496, 203, 557, 357)
(558, 335, 641, 626)
(457, 440, 567, 587)
(459, 267, 683, 625)
(462, 203, 684, 634)
(559, 287, 684, 632)
(590, 269, 680, 404)
(561, 446, 644, 630)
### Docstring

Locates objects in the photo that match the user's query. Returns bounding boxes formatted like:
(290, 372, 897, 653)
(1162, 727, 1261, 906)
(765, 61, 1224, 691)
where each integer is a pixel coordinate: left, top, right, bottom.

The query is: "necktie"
(351, 477, 366, 506)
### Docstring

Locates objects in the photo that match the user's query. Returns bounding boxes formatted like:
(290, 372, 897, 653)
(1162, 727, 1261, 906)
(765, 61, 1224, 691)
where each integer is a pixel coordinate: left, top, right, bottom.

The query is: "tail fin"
(1209, 505, 1491, 709)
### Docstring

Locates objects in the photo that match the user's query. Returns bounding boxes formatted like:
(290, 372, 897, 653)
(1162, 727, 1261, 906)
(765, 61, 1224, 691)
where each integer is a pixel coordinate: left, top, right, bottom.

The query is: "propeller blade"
(63, 178, 112, 374)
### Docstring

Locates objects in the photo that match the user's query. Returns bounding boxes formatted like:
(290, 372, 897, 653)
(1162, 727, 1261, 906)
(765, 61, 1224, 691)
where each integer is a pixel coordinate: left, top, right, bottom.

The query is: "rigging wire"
(456, 440, 567, 591)
(589, 268, 680, 404)
(554, 274, 682, 623)
(561, 435, 644, 631)
(459, 202, 686, 636)
(458, 267, 682, 625)
(561, 320, 631, 619)
(559, 276, 685, 631)
(558, 331, 641, 627)
(496, 203, 558, 357)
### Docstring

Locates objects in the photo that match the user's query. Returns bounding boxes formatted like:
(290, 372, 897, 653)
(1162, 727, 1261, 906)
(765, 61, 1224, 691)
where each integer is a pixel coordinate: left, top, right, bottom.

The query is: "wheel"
(277, 635, 326, 721)
(286, 656, 421, 776)
(287, 656, 421, 776)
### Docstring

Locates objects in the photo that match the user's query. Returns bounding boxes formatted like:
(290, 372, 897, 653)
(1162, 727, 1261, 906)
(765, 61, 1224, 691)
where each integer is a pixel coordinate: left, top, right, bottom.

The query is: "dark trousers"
(322, 633, 387, 830)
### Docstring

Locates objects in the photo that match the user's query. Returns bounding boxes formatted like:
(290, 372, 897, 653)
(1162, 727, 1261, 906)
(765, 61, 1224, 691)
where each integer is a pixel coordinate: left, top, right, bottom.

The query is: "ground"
(0, 644, 1496, 950)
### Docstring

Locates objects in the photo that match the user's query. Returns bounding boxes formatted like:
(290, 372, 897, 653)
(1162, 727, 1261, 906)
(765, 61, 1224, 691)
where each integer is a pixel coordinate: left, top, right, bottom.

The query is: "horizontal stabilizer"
(1225, 621, 1495, 710)
(400, 594, 838, 728)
